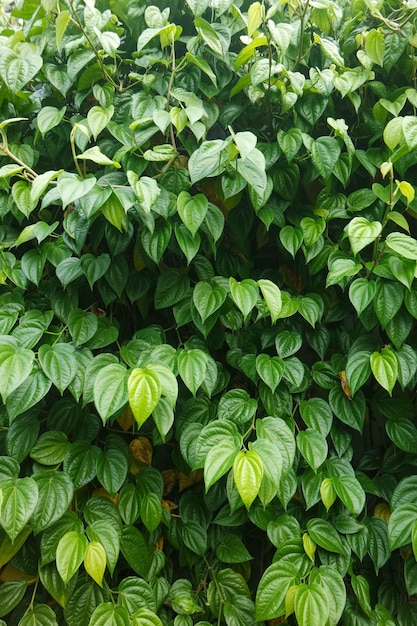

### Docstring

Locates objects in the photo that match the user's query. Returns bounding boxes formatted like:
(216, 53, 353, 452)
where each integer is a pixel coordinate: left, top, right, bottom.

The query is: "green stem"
(0, 129, 38, 179)
(67, 0, 118, 88)
(203, 556, 225, 626)
(70, 127, 85, 178)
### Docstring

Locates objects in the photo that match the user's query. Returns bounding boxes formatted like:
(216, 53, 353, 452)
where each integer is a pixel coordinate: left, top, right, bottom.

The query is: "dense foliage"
(2, 0, 417, 623)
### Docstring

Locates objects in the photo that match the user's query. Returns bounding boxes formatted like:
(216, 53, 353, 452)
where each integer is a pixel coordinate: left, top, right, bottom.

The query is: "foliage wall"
(1, 0, 417, 624)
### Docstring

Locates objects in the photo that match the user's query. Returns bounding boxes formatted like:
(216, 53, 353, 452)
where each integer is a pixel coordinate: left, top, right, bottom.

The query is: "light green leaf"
(84, 541, 106, 587)
(345, 217, 382, 256)
(365, 29, 385, 66)
(233, 450, 263, 509)
(128, 368, 162, 428)
(87, 105, 114, 140)
(127, 172, 161, 213)
(77, 146, 120, 168)
(0, 47, 43, 93)
(257, 279, 282, 323)
(370, 348, 398, 395)
(386, 232, 417, 260)
(37, 106, 66, 136)
(56, 531, 88, 585)
(295, 583, 330, 626)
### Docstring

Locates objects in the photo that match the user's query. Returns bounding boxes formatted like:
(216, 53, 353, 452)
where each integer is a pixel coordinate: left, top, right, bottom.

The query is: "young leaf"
(128, 368, 162, 428)
(370, 348, 398, 395)
(56, 531, 88, 584)
(233, 450, 263, 509)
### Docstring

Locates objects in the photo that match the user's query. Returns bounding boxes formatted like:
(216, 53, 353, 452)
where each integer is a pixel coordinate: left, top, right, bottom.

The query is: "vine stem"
(203, 555, 225, 626)
(67, 0, 118, 88)
(0, 129, 38, 179)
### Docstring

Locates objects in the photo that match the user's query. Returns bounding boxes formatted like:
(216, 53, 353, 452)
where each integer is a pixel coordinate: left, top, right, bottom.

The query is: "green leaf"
(86, 521, 120, 577)
(97, 448, 128, 496)
(188, 139, 227, 183)
(178, 348, 208, 396)
(64, 578, 105, 626)
(128, 368, 162, 427)
(64, 441, 100, 490)
(6, 372, 49, 422)
(81, 253, 111, 289)
(298, 294, 324, 328)
(77, 146, 120, 169)
(295, 583, 330, 626)
(40, 562, 77, 607)
(155, 268, 190, 310)
(32, 471, 74, 533)
(311, 137, 341, 180)
(345, 217, 382, 256)
(87, 105, 114, 140)
(307, 519, 346, 554)
(204, 439, 240, 491)
(370, 348, 398, 395)
(0, 47, 43, 93)
(365, 29, 385, 66)
(279, 225, 303, 258)
(349, 278, 376, 316)
(297, 429, 328, 471)
(141, 222, 172, 263)
(277, 128, 303, 163)
(18, 604, 59, 626)
(345, 350, 372, 397)
(57, 173, 97, 210)
(140, 492, 162, 533)
(329, 386, 366, 431)
(257, 279, 282, 323)
(193, 282, 227, 322)
(299, 398, 332, 436)
(333, 475, 365, 515)
(38, 343, 77, 395)
(56, 530, 88, 584)
(89, 603, 130, 626)
(68, 309, 98, 346)
(386, 232, 417, 260)
(255, 561, 299, 621)
(127, 172, 161, 213)
(195, 16, 223, 56)
(229, 278, 259, 318)
(185, 52, 217, 86)
(233, 450, 263, 509)
(0, 477, 38, 541)
(218, 389, 257, 425)
(0, 579, 27, 618)
(373, 280, 403, 328)
(255, 354, 284, 392)
(0, 343, 34, 403)
(37, 106, 66, 136)
(177, 191, 208, 237)
(84, 541, 107, 587)
(94, 363, 128, 424)
(56, 10, 71, 48)
(310, 566, 346, 626)
(386, 417, 417, 453)
(182, 520, 208, 555)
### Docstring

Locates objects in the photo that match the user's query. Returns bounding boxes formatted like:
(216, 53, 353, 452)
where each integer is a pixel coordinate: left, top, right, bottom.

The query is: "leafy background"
(1, 0, 417, 624)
